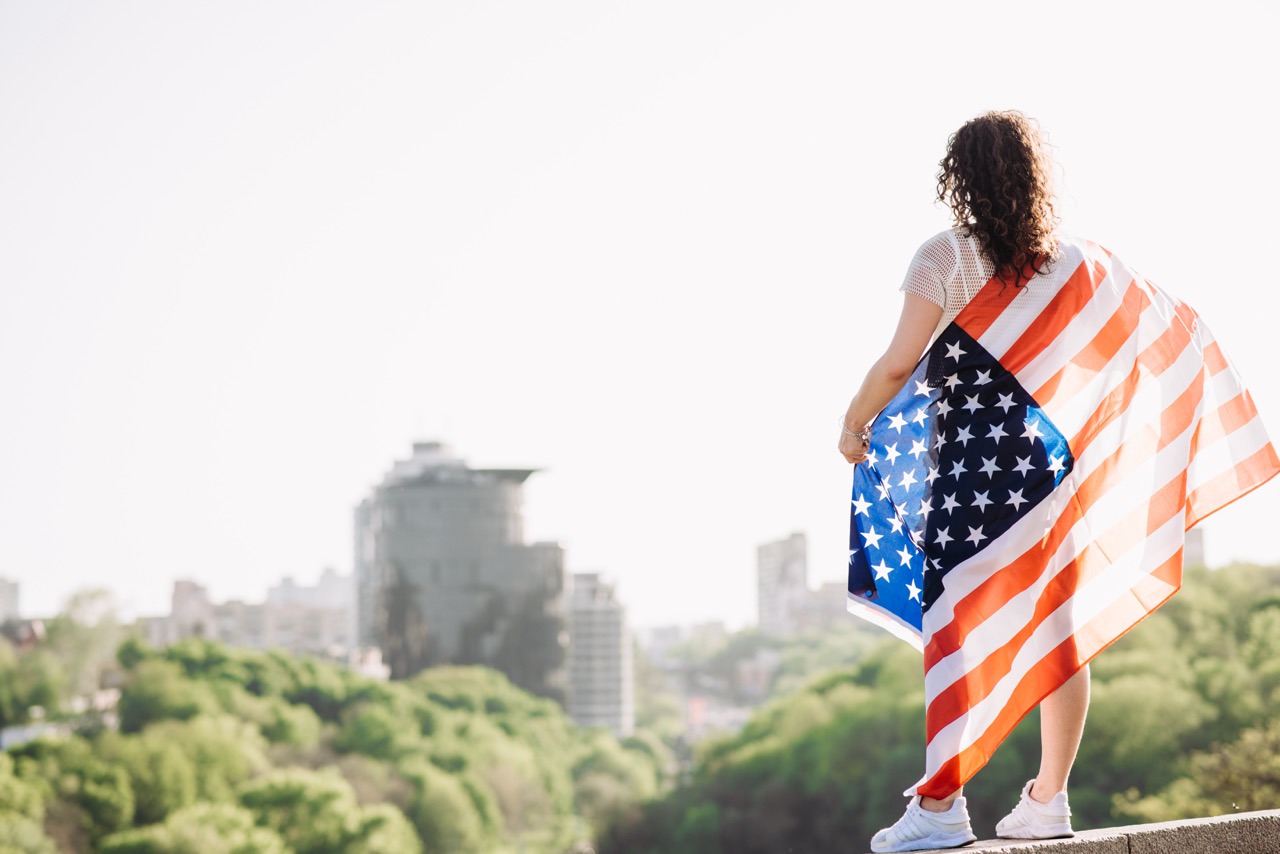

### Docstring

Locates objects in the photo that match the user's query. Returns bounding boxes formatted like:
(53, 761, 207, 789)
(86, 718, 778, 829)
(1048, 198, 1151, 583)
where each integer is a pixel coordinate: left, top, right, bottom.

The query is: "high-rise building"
(354, 441, 567, 702)
(0, 577, 19, 623)
(756, 533, 843, 636)
(757, 532, 809, 635)
(567, 572, 634, 737)
(1185, 527, 1207, 568)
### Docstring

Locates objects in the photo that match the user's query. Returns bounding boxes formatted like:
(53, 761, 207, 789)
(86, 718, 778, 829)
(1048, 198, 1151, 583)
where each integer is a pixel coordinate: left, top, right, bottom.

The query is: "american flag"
(847, 235, 1279, 798)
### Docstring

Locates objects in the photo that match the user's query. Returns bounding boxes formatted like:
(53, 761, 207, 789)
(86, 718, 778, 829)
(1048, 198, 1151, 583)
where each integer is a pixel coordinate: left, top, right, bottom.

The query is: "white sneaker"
(870, 795, 977, 853)
(995, 779, 1074, 839)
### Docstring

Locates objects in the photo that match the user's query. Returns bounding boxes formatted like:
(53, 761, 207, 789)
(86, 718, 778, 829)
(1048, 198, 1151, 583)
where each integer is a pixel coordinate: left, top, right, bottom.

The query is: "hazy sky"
(2, 1, 1278, 630)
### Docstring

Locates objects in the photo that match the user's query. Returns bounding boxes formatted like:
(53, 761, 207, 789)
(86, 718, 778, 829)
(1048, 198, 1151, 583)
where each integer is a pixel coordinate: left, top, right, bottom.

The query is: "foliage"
(0, 752, 58, 854)
(98, 803, 289, 854)
(3, 625, 669, 853)
(239, 768, 421, 854)
(116, 659, 219, 734)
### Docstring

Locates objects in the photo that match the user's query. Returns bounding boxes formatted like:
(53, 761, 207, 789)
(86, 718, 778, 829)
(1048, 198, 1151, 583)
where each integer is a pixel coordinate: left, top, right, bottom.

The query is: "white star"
(913, 380, 933, 397)
(911, 408, 929, 426)
(965, 525, 987, 545)
(933, 433, 947, 451)
(963, 394, 982, 414)
(924, 466, 940, 485)
(955, 426, 974, 446)
(941, 493, 960, 513)
(897, 545, 913, 567)
(973, 369, 992, 386)
(944, 374, 962, 391)
(987, 423, 1008, 442)
(898, 470, 918, 489)
(873, 559, 892, 581)
(936, 398, 953, 417)
(973, 490, 993, 511)
(909, 439, 928, 459)
(934, 526, 954, 547)
(906, 579, 922, 602)
(1006, 489, 1028, 510)
(979, 457, 1002, 478)
(949, 459, 968, 478)
(887, 412, 908, 433)
(1013, 456, 1034, 475)
(1023, 418, 1045, 443)
(917, 498, 932, 518)
(1048, 455, 1067, 473)
(875, 481, 892, 500)
(889, 515, 904, 533)
(944, 341, 966, 361)
(863, 527, 883, 549)
(884, 443, 902, 464)
(851, 495, 872, 516)
(848, 548, 858, 564)
(995, 392, 1017, 412)
(865, 448, 879, 465)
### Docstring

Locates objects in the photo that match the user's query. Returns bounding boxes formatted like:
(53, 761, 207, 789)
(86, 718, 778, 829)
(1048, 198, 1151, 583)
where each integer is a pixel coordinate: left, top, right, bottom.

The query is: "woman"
(837, 111, 1276, 852)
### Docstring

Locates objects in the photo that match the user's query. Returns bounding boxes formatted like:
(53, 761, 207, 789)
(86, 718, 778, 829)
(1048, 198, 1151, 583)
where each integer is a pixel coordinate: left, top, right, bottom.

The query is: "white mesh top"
(899, 227, 997, 340)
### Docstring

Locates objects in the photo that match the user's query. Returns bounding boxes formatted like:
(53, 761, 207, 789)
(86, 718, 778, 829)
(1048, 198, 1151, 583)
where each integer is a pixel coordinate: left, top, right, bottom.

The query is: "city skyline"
(3, 3, 1278, 631)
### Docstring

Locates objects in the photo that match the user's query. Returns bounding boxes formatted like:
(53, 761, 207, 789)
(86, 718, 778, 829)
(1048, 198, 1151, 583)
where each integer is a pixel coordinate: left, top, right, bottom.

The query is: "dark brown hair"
(937, 111, 1059, 285)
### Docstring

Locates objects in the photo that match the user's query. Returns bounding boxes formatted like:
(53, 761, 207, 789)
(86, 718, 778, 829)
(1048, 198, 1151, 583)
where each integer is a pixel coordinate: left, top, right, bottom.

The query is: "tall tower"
(567, 572, 635, 737)
(756, 532, 808, 636)
(0, 577, 19, 623)
(354, 442, 567, 702)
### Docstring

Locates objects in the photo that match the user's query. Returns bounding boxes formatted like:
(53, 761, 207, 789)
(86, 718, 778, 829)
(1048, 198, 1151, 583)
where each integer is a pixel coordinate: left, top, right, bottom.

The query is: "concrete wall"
(862, 808, 1280, 853)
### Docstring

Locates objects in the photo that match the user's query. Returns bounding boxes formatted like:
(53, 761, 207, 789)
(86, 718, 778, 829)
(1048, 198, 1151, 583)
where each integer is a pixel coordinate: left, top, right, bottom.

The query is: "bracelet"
(841, 422, 872, 442)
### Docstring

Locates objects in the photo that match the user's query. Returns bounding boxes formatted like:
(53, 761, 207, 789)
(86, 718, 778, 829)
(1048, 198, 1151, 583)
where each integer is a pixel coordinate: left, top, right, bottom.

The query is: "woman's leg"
(920, 788, 961, 813)
(1031, 664, 1090, 802)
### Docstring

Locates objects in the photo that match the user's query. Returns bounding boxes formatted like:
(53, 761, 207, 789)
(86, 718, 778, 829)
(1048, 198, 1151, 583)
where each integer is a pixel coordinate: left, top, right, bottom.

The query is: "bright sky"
(2, 2, 1278, 630)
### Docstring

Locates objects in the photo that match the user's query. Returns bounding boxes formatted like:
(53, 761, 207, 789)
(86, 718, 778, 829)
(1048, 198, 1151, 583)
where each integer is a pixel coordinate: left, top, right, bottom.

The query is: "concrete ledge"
(864, 809, 1280, 854)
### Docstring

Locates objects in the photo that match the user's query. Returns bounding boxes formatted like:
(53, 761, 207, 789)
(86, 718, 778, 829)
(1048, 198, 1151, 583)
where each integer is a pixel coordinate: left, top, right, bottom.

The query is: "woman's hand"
(839, 424, 871, 464)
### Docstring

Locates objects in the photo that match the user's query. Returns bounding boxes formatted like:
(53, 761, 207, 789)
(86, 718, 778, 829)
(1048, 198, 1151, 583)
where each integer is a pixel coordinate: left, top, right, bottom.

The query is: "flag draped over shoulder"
(845, 235, 1280, 798)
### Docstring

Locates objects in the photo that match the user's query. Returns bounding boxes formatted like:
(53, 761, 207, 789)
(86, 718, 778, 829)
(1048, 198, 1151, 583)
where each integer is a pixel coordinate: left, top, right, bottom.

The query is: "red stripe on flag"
(1194, 391, 1264, 449)
(953, 276, 1028, 341)
(997, 260, 1109, 378)
(1032, 283, 1150, 403)
(1203, 341, 1229, 376)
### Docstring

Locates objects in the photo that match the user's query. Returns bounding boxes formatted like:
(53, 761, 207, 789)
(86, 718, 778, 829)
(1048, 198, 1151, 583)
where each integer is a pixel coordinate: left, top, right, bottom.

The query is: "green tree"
(96, 730, 198, 825)
(8, 735, 135, 844)
(117, 659, 219, 734)
(99, 803, 288, 854)
(401, 760, 490, 854)
(1118, 718, 1280, 821)
(239, 768, 420, 854)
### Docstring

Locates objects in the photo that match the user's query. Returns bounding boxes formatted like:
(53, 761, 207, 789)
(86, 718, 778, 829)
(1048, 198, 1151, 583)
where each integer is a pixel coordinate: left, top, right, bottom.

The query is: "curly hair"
(937, 111, 1060, 285)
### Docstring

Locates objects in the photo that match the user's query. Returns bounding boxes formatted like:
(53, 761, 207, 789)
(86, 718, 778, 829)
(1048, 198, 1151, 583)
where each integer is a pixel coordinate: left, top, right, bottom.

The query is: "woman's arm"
(838, 293, 943, 463)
